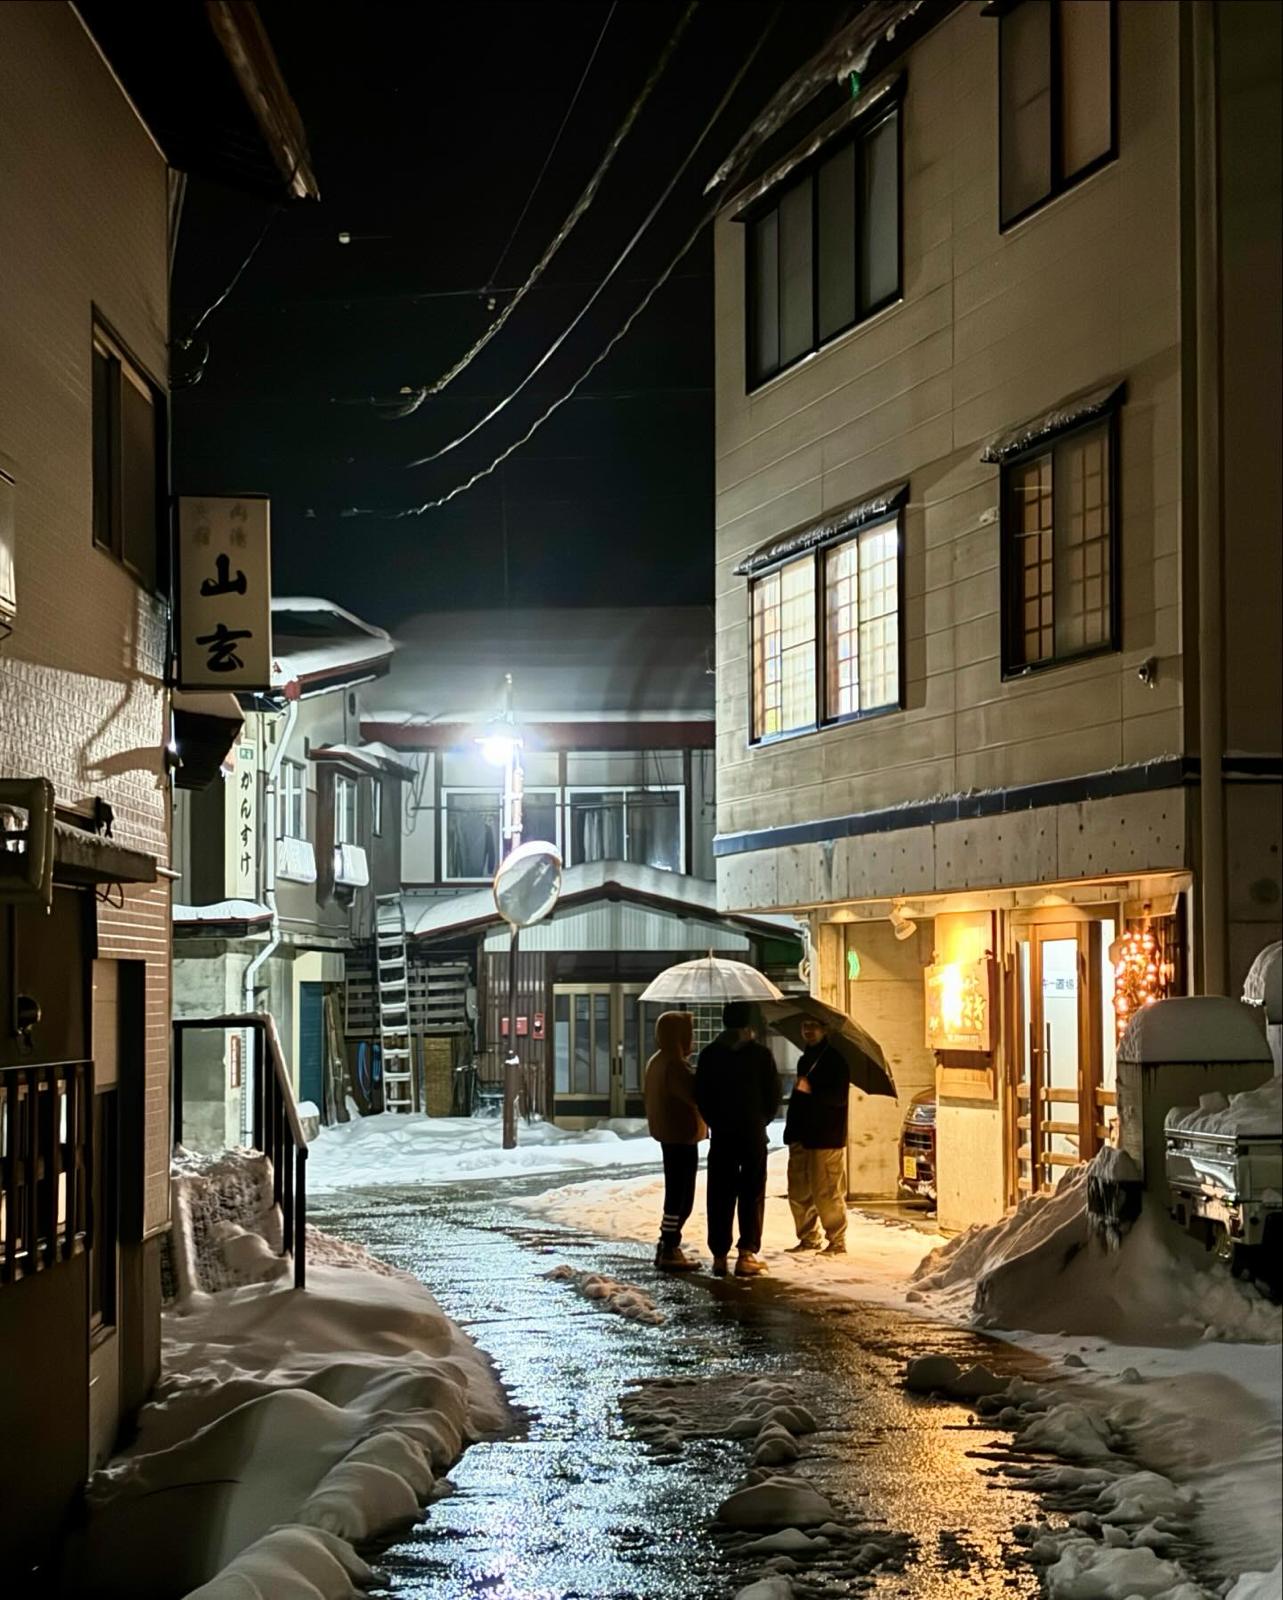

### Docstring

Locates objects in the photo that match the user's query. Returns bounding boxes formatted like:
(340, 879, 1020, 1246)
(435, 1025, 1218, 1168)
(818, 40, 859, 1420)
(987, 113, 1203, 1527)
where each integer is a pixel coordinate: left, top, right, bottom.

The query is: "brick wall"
(0, 3, 172, 1234)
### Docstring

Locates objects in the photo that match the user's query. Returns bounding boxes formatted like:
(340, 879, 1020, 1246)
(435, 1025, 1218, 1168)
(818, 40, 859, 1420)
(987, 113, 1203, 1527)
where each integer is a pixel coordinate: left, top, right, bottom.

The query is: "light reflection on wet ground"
(311, 1175, 1051, 1600)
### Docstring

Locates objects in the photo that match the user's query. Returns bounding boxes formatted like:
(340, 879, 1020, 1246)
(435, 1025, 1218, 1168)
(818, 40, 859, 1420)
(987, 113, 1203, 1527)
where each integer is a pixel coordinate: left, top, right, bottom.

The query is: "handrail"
(172, 1013, 308, 1290)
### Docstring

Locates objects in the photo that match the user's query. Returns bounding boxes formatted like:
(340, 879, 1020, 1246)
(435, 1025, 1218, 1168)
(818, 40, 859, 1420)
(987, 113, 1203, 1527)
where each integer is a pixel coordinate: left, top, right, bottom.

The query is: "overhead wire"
(485, 2, 618, 294)
(381, 0, 698, 418)
(403, 6, 779, 472)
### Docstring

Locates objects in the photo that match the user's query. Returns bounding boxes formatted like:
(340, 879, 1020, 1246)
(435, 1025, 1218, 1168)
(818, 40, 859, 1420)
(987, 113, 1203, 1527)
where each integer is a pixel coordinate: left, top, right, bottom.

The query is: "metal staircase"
(375, 893, 414, 1111)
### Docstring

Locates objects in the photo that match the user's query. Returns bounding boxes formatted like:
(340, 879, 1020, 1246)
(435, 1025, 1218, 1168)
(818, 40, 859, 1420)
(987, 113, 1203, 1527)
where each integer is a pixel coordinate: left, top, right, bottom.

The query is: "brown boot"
(711, 1255, 730, 1276)
(655, 1243, 700, 1272)
(735, 1251, 769, 1277)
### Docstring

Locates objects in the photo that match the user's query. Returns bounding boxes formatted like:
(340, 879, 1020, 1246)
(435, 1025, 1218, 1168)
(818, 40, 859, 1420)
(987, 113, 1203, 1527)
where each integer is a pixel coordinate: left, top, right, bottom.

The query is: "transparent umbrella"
(639, 955, 783, 1006)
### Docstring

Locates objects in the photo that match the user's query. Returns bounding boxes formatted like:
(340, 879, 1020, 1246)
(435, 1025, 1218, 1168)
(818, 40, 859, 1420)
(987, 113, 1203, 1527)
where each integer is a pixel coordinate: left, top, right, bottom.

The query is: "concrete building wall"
(713, 1, 1184, 883)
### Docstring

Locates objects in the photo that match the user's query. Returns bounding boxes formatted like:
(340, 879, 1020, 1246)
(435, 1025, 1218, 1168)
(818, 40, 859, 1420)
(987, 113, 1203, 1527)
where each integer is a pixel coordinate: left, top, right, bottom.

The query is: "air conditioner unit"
(0, 778, 55, 907)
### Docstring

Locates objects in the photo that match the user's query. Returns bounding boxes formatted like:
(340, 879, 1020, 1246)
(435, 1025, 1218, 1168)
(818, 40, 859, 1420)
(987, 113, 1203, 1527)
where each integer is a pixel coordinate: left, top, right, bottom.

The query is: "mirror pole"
(502, 925, 521, 1149)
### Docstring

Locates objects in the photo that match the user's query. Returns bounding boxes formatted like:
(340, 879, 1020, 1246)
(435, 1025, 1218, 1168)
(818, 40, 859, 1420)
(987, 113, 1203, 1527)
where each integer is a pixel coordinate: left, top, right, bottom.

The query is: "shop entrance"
(1013, 919, 1117, 1195)
(552, 983, 652, 1119)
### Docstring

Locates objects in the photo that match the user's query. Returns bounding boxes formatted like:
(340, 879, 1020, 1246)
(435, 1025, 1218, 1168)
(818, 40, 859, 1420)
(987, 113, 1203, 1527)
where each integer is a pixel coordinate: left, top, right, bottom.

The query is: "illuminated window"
(1003, 417, 1116, 672)
(750, 556, 816, 740)
(824, 519, 900, 719)
(999, 0, 1114, 229)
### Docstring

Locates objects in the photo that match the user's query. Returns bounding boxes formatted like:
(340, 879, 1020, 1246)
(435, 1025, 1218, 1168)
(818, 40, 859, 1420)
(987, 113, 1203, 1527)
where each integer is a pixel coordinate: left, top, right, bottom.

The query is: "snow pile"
(544, 1263, 665, 1324)
(1228, 1564, 1283, 1600)
(65, 1162, 506, 1599)
(910, 1154, 1280, 1345)
(167, 1146, 286, 1300)
(307, 1111, 667, 1191)
(1165, 1076, 1282, 1137)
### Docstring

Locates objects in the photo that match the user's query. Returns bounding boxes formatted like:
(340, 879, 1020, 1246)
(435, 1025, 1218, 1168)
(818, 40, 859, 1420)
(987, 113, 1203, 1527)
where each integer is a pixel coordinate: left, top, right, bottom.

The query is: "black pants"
(659, 1142, 699, 1247)
(706, 1138, 768, 1256)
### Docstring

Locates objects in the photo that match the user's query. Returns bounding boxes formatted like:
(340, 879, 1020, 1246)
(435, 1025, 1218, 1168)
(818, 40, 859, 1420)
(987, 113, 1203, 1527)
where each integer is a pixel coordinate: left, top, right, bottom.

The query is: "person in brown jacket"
(643, 1010, 707, 1270)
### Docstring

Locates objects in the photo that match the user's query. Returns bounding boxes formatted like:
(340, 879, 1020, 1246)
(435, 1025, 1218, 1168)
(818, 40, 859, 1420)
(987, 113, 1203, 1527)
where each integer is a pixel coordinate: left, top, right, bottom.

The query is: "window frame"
(440, 785, 562, 884)
(565, 785, 687, 875)
(747, 506, 906, 747)
(995, 0, 1118, 233)
(91, 311, 168, 596)
(743, 84, 904, 392)
(334, 772, 359, 846)
(999, 408, 1121, 679)
(279, 758, 307, 840)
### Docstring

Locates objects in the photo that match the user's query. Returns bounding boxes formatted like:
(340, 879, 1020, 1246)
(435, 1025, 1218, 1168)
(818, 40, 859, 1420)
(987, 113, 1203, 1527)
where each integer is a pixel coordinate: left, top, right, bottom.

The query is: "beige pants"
(787, 1145, 848, 1246)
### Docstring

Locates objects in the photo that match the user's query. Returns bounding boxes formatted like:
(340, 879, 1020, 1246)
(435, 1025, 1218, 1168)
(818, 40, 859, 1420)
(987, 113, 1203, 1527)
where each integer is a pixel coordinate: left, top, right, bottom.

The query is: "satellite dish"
(493, 839, 562, 930)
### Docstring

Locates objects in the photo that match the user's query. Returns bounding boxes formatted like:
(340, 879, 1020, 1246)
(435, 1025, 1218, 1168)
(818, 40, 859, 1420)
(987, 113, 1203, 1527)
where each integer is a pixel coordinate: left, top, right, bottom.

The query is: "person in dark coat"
(695, 1000, 781, 1277)
(783, 1016, 850, 1254)
(643, 1010, 706, 1271)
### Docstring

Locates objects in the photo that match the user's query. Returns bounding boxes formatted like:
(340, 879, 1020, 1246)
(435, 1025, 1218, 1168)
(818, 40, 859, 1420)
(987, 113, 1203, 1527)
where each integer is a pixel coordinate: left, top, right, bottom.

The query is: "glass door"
(552, 984, 614, 1108)
(1013, 922, 1106, 1194)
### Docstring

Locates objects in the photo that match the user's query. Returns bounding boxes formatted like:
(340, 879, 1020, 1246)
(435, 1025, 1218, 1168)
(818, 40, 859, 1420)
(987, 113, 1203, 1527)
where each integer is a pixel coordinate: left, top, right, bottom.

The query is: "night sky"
(169, 2, 846, 630)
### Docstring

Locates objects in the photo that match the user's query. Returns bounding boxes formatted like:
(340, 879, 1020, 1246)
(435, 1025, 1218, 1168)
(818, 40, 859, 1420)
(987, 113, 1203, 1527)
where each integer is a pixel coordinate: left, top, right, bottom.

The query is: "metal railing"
(172, 1014, 308, 1289)
(0, 1059, 91, 1285)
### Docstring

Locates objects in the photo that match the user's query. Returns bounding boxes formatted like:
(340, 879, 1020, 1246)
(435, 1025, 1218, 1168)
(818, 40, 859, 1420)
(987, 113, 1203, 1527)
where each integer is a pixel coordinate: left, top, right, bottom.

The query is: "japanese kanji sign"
(177, 496, 272, 689)
(224, 738, 259, 900)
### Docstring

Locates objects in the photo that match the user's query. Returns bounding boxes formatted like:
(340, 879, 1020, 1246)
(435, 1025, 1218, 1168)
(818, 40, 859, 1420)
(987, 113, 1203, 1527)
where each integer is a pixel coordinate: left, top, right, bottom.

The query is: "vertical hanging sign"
(177, 495, 272, 690)
(224, 737, 259, 900)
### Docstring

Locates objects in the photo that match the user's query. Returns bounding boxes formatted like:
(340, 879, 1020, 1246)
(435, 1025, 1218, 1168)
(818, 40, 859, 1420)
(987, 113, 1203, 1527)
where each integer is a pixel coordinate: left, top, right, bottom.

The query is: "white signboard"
(177, 496, 271, 689)
(225, 738, 259, 900)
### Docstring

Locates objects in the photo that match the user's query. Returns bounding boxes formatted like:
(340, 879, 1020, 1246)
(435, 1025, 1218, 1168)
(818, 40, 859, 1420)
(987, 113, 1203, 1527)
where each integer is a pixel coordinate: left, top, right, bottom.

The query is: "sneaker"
(655, 1244, 700, 1272)
(785, 1239, 822, 1253)
(821, 1240, 847, 1256)
(711, 1255, 730, 1277)
(735, 1252, 769, 1277)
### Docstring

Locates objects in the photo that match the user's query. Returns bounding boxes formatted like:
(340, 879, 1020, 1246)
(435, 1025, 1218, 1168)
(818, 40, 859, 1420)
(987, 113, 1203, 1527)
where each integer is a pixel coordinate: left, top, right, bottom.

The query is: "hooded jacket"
(643, 1012, 707, 1145)
(782, 1039, 850, 1149)
(695, 1030, 781, 1146)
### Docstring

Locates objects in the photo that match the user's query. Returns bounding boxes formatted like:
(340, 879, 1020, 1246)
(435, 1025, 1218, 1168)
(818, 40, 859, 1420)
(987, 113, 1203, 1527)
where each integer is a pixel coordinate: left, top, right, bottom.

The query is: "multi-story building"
(172, 598, 410, 1143)
(363, 607, 803, 1124)
(0, 4, 312, 1579)
(711, 1, 1281, 1230)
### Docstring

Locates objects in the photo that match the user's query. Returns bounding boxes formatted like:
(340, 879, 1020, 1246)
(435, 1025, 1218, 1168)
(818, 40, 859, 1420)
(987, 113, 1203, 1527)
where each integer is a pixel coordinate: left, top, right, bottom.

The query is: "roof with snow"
(1118, 997, 1273, 1065)
(270, 597, 395, 695)
(364, 607, 713, 728)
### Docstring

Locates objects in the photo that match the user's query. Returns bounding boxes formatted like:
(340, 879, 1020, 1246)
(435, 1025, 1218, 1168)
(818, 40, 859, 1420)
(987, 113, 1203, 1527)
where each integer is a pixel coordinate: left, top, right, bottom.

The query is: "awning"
(172, 691, 245, 791)
(980, 382, 1126, 464)
(173, 898, 273, 936)
(53, 823, 156, 888)
(309, 742, 416, 781)
(733, 485, 907, 578)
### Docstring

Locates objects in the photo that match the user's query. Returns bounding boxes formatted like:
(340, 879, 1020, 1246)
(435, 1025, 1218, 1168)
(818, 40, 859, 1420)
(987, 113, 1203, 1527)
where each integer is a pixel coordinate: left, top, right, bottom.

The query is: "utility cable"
(486, 2, 617, 293)
(404, 7, 777, 471)
(384, 1, 698, 418)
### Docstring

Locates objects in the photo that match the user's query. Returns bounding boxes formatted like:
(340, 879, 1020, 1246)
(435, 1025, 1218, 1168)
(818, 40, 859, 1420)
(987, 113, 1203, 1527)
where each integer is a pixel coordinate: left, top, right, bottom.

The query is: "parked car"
(899, 1091, 937, 1207)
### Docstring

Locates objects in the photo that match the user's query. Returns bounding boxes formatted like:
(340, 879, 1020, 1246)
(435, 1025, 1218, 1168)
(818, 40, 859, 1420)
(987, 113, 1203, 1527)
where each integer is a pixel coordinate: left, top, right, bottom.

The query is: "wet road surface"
(311, 1173, 1053, 1600)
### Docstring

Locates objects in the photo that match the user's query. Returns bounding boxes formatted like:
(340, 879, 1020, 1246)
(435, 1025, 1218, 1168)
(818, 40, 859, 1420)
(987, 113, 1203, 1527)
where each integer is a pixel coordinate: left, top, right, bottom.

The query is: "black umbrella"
(761, 996, 897, 1099)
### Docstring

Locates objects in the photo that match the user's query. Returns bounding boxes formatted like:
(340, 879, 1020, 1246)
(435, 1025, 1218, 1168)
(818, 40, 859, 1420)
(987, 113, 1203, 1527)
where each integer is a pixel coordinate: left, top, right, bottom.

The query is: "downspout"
(241, 687, 300, 1140)
(1191, 2, 1228, 994)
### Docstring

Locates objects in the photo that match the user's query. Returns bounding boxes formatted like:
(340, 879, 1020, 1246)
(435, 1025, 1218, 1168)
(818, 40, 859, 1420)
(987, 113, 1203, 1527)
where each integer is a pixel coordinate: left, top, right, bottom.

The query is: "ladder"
(375, 893, 414, 1112)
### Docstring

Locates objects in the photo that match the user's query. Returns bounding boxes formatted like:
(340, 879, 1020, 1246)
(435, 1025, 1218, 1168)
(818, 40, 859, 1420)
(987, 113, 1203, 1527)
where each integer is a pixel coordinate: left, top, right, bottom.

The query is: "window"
(751, 556, 817, 739)
(748, 504, 904, 743)
(568, 789, 684, 873)
(747, 101, 901, 388)
(999, 0, 1114, 229)
(280, 760, 306, 838)
(335, 774, 358, 845)
(372, 778, 384, 838)
(824, 519, 900, 719)
(1002, 416, 1116, 672)
(442, 789, 560, 881)
(92, 320, 166, 593)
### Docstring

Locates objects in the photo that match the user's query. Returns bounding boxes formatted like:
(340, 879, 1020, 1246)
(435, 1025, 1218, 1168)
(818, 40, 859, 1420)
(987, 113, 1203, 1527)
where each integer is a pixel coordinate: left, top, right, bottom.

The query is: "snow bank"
(307, 1110, 668, 1192)
(65, 1156, 507, 1599)
(1228, 1564, 1283, 1600)
(1165, 1075, 1282, 1137)
(544, 1264, 665, 1325)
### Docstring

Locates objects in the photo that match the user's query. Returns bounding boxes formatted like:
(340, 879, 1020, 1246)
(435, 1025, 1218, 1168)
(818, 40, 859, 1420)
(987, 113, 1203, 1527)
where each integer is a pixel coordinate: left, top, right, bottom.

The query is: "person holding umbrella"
(783, 1016, 851, 1255)
(643, 1010, 706, 1271)
(695, 1001, 781, 1277)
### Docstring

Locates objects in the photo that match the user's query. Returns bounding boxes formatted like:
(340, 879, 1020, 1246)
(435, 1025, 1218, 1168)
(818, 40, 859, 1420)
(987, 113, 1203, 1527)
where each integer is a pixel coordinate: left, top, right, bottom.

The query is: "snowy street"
(305, 1167, 1176, 1600)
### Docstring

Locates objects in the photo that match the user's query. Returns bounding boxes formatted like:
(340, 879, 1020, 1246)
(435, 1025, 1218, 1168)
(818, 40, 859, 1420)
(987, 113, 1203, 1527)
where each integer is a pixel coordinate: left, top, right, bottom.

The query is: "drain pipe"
(241, 687, 300, 1141)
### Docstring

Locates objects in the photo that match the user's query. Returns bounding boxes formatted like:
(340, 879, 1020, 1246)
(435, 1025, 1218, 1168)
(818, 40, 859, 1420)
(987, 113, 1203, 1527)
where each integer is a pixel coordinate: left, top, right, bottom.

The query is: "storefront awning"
(172, 691, 245, 792)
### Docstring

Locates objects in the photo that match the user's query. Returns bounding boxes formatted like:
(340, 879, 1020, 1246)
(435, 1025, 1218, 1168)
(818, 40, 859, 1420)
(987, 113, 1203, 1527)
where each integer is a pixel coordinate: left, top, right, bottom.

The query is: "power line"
(404, 7, 779, 471)
(486, 3, 617, 293)
(380, 1, 698, 418)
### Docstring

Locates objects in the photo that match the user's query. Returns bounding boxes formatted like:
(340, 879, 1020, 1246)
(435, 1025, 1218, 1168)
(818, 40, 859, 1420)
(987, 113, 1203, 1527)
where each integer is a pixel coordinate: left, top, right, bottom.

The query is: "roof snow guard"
(980, 381, 1126, 464)
(733, 485, 907, 578)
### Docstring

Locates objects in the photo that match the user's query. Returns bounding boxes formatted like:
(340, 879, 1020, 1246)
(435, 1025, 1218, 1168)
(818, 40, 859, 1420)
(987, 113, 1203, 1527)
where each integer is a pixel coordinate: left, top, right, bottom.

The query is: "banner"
(177, 496, 271, 690)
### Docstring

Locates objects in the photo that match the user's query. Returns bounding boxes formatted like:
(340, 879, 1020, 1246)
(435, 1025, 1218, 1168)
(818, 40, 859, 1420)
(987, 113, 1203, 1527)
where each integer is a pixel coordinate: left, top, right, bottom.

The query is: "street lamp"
(478, 675, 524, 1149)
